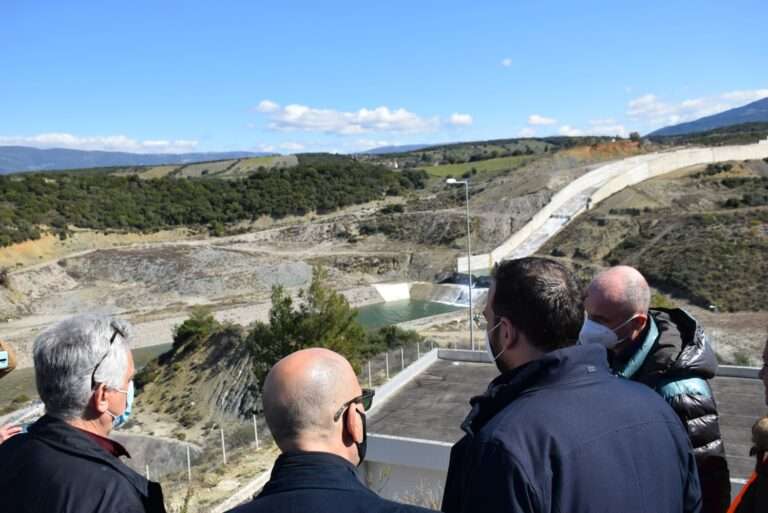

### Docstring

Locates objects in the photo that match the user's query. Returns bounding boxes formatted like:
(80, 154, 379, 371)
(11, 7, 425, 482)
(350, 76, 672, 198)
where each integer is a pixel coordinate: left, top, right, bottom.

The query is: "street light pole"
(446, 178, 474, 351)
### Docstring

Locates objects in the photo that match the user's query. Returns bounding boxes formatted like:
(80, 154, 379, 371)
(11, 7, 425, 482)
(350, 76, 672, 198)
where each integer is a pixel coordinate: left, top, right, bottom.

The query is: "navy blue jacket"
(227, 451, 437, 513)
(441, 344, 702, 513)
(0, 415, 166, 513)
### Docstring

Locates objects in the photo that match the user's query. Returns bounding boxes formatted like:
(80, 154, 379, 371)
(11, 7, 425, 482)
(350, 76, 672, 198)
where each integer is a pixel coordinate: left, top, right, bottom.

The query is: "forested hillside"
(0, 158, 427, 247)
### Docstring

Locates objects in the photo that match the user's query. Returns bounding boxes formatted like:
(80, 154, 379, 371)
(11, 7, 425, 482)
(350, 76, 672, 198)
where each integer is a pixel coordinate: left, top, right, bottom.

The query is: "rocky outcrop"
(137, 326, 260, 427)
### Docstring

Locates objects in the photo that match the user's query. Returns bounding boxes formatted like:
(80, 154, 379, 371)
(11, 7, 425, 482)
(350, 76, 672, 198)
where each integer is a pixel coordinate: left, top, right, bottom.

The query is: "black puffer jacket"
(613, 307, 730, 513)
(0, 415, 166, 513)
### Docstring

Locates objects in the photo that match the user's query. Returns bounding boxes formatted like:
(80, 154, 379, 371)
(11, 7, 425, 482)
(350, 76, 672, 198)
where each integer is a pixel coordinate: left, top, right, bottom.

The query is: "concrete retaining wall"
(373, 282, 412, 302)
(717, 365, 761, 379)
(457, 142, 768, 271)
(457, 252, 494, 273)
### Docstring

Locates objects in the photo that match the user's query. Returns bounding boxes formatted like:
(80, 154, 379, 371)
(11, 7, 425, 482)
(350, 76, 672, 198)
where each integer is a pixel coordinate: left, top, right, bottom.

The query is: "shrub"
(650, 292, 675, 309)
(732, 350, 752, 366)
(379, 204, 405, 215)
(173, 307, 220, 351)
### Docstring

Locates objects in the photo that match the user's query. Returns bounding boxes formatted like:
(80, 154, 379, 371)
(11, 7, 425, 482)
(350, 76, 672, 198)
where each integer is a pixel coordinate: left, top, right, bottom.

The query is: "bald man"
(226, 348, 436, 513)
(581, 265, 731, 513)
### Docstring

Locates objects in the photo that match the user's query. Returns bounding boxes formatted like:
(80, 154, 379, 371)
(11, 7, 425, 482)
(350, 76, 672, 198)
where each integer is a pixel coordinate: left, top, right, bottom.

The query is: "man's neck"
(499, 345, 546, 373)
(287, 439, 355, 466)
(67, 417, 110, 439)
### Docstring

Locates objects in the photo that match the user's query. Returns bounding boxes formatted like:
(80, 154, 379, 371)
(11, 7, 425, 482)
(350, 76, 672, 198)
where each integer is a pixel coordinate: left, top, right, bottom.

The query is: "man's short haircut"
(491, 257, 583, 352)
(33, 314, 132, 420)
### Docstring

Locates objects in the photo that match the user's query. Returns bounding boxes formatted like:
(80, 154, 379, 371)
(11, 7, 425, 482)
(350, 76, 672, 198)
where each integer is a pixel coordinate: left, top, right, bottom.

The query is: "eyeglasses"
(333, 388, 375, 422)
(91, 322, 125, 388)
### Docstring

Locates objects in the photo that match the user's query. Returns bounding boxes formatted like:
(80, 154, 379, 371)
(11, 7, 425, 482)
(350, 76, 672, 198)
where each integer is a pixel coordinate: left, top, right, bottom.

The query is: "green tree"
(172, 306, 220, 351)
(247, 266, 366, 388)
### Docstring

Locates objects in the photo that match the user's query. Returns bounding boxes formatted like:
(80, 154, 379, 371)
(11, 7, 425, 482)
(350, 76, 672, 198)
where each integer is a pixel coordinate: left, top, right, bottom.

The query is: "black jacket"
(613, 308, 731, 513)
(441, 344, 701, 513)
(730, 456, 768, 513)
(227, 451, 436, 513)
(0, 415, 166, 513)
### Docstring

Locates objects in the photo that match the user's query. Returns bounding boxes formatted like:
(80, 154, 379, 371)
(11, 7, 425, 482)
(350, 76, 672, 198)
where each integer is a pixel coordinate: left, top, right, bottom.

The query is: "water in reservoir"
(355, 300, 462, 330)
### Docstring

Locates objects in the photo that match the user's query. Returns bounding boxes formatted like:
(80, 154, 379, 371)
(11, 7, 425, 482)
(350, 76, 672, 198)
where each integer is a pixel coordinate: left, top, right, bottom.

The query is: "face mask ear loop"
(614, 314, 639, 333)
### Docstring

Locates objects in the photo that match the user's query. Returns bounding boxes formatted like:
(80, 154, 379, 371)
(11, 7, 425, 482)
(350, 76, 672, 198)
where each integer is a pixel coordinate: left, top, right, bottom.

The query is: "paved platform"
(369, 358, 765, 480)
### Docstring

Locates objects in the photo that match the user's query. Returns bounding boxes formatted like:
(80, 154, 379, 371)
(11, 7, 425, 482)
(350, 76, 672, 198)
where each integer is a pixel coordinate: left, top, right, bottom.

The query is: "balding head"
(587, 266, 651, 319)
(584, 266, 651, 350)
(263, 348, 362, 455)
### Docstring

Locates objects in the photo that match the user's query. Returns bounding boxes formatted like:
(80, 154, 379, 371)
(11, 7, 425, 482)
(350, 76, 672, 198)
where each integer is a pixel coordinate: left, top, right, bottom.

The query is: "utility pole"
(446, 178, 474, 350)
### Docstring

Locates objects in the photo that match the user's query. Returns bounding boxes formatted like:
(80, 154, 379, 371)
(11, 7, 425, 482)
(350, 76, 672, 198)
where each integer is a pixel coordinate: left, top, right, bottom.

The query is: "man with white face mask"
(442, 257, 701, 513)
(582, 265, 730, 513)
(0, 314, 166, 513)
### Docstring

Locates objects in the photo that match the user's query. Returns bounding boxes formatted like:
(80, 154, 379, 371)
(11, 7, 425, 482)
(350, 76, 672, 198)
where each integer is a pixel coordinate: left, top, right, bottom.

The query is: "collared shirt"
(75, 428, 130, 458)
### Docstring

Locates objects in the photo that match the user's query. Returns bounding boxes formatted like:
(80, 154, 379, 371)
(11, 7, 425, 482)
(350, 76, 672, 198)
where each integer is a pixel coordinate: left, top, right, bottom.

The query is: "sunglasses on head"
(333, 388, 375, 422)
(91, 321, 126, 388)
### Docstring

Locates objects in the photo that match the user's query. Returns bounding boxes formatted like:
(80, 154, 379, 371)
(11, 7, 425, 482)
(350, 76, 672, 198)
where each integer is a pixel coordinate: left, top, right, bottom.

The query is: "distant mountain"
(649, 97, 768, 137)
(362, 144, 434, 155)
(0, 146, 272, 173)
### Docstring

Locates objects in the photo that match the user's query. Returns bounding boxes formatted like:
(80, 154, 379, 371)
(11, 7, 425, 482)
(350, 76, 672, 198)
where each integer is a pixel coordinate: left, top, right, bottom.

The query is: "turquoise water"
(133, 343, 173, 367)
(355, 300, 462, 330)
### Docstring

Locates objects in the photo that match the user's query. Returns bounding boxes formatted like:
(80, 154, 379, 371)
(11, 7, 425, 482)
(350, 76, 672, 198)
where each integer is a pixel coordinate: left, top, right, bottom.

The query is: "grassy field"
(138, 165, 180, 178)
(177, 160, 236, 178)
(418, 155, 537, 178)
(72, 155, 299, 181)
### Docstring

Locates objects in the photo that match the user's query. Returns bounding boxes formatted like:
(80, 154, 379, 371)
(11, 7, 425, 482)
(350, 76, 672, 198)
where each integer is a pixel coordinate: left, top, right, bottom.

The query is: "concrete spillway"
(458, 141, 768, 271)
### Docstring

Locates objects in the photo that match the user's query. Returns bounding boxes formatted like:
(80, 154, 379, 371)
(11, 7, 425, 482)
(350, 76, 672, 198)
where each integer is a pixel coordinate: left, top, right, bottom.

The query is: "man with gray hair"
(227, 347, 436, 513)
(0, 314, 166, 513)
(580, 265, 730, 513)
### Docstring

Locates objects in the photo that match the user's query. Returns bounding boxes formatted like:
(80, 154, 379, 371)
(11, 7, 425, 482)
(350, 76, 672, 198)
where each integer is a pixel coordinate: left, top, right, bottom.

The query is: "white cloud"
(587, 119, 627, 137)
(255, 144, 275, 152)
(256, 100, 280, 113)
(350, 139, 392, 150)
(627, 88, 768, 127)
(0, 133, 199, 153)
(279, 141, 305, 151)
(257, 102, 440, 135)
(721, 89, 768, 102)
(449, 113, 473, 126)
(559, 125, 583, 136)
(627, 94, 674, 121)
(501, 58, 513, 68)
(518, 127, 537, 137)
(528, 114, 557, 126)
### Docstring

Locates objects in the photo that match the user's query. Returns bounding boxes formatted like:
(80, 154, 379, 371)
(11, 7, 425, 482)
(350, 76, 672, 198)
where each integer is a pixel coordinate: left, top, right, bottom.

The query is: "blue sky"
(1, 0, 766, 153)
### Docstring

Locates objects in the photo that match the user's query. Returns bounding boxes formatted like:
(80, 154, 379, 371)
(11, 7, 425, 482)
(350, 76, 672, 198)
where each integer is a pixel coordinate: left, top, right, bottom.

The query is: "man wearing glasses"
(227, 347, 436, 513)
(0, 315, 166, 513)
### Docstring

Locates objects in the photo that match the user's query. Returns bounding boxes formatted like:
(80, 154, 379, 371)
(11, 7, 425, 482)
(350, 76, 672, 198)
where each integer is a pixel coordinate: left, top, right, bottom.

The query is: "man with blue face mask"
(0, 314, 166, 513)
(582, 265, 730, 513)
